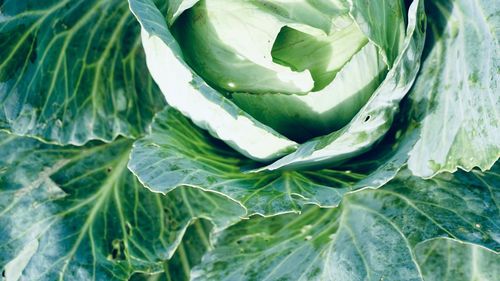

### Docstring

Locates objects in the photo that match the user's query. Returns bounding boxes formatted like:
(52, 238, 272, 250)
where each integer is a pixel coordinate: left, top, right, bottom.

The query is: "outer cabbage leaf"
(407, 0, 500, 177)
(0, 0, 165, 145)
(0, 133, 245, 280)
(129, 219, 213, 281)
(263, 0, 426, 170)
(415, 238, 500, 281)
(130, 106, 428, 216)
(191, 164, 500, 280)
(162, 220, 212, 281)
(129, 0, 299, 162)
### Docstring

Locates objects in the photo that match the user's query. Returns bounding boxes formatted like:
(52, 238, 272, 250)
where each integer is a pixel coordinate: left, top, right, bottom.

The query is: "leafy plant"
(0, 0, 498, 280)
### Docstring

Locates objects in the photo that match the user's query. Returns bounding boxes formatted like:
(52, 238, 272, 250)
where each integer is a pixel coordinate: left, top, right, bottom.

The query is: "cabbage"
(0, 0, 498, 280)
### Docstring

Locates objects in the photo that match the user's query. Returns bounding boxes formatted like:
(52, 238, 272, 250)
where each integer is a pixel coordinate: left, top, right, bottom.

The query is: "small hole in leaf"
(110, 239, 125, 260)
(111, 248, 119, 260)
(2, 269, 6, 277)
(364, 115, 371, 122)
(106, 167, 112, 173)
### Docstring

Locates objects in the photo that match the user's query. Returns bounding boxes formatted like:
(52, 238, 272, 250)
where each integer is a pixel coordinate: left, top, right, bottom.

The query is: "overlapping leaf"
(130, 0, 300, 162)
(0, 0, 165, 145)
(0, 132, 245, 280)
(163, 219, 213, 281)
(261, 0, 426, 170)
(128, 219, 213, 281)
(191, 164, 500, 280)
(129, 107, 417, 216)
(407, 0, 500, 177)
(1, 1, 498, 281)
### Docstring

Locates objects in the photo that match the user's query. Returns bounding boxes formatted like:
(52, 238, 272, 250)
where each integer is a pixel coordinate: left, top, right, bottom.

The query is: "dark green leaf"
(128, 219, 213, 281)
(0, 0, 165, 145)
(163, 219, 213, 281)
(192, 165, 500, 280)
(0, 133, 244, 280)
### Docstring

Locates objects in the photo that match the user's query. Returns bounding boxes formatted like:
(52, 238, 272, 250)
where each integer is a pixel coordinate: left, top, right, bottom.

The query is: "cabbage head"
(135, 0, 426, 169)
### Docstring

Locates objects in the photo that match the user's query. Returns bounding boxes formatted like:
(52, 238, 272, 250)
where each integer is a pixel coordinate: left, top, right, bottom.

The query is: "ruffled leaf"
(192, 164, 500, 280)
(130, 107, 424, 216)
(0, 133, 244, 280)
